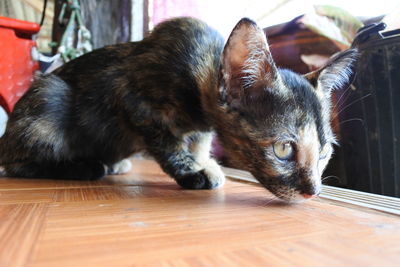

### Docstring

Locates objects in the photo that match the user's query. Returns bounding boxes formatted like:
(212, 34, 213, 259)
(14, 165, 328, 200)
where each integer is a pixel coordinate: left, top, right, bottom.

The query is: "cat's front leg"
(144, 131, 224, 190)
(187, 132, 225, 188)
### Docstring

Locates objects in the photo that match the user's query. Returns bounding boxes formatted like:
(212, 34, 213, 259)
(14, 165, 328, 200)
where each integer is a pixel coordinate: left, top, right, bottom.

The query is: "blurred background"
(1, 0, 399, 51)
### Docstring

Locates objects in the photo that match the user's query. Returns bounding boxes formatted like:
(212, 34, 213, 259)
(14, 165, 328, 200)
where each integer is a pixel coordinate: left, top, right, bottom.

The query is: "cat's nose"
(299, 183, 320, 198)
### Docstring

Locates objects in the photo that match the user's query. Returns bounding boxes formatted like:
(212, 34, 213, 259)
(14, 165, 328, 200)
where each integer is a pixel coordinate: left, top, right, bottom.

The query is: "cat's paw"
(108, 159, 132, 175)
(176, 160, 225, 189)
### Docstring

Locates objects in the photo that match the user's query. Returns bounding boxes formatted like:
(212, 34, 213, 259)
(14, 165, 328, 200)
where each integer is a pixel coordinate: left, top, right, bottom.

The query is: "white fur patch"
(297, 124, 319, 168)
(0, 106, 8, 137)
(188, 132, 213, 165)
(202, 159, 225, 188)
(297, 123, 325, 194)
(110, 159, 132, 175)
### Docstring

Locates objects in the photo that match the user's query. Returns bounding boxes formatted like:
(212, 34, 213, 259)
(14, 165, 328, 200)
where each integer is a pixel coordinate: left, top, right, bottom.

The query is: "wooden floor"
(0, 159, 399, 266)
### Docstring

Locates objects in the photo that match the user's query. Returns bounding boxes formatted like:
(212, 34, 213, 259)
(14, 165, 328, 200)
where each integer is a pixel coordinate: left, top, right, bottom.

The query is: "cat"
(0, 17, 357, 202)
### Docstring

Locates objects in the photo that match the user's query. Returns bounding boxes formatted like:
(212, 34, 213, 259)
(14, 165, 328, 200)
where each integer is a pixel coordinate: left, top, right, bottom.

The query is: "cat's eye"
(319, 144, 331, 160)
(273, 142, 294, 161)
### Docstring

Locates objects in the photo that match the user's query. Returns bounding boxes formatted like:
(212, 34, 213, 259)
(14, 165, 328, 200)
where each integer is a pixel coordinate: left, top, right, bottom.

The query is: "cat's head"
(216, 18, 357, 202)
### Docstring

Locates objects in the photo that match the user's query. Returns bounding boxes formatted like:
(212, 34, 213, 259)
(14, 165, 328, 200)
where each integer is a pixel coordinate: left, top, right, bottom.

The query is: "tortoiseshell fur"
(0, 17, 357, 202)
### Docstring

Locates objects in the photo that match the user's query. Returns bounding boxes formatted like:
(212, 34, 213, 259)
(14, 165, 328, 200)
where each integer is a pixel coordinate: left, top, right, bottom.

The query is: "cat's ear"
(221, 18, 285, 106)
(304, 49, 358, 98)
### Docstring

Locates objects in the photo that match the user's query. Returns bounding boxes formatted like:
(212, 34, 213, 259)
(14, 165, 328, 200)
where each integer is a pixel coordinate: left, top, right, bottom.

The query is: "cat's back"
(132, 17, 224, 91)
(139, 17, 223, 63)
(123, 17, 225, 130)
(52, 18, 225, 134)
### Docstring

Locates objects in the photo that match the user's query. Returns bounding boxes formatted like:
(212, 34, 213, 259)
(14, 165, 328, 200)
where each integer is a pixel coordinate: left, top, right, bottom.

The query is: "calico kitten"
(0, 17, 357, 202)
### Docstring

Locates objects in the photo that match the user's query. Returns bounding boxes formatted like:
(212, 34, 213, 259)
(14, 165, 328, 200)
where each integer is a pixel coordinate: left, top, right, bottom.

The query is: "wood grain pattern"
(0, 159, 399, 266)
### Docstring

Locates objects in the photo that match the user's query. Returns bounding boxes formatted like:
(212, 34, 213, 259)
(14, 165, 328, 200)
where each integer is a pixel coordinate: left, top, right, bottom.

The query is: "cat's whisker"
(264, 195, 279, 205)
(338, 118, 365, 126)
(314, 195, 323, 203)
(337, 87, 355, 111)
(321, 175, 340, 184)
(333, 85, 352, 111)
(332, 93, 372, 120)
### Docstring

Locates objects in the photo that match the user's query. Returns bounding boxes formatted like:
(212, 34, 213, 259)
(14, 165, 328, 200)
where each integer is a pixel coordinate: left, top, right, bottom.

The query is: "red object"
(0, 16, 40, 113)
